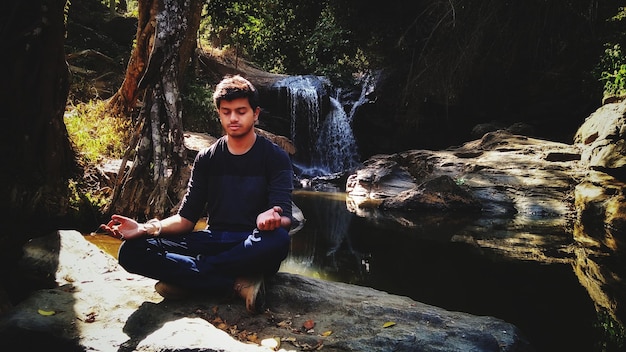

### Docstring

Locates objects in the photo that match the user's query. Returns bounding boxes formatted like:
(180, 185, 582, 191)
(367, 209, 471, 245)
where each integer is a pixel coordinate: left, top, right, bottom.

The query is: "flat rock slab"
(0, 230, 533, 352)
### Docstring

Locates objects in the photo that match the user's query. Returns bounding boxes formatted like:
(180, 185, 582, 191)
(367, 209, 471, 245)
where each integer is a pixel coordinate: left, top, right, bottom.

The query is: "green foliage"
(64, 100, 133, 227)
(98, 0, 138, 16)
(67, 178, 108, 227)
(181, 79, 221, 134)
(612, 6, 626, 21)
(302, 6, 365, 83)
(593, 309, 625, 352)
(125, 0, 139, 17)
(201, 0, 366, 85)
(597, 43, 626, 98)
(595, 7, 626, 98)
(64, 100, 132, 163)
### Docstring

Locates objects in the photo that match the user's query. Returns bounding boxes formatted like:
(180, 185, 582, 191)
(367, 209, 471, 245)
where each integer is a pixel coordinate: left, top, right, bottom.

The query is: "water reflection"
(281, 190, 366, 282)
(281, 190, 622, 352)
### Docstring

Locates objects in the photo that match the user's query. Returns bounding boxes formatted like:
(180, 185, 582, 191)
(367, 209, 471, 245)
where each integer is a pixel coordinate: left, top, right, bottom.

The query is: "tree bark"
(106, 0, 203, 219)
(106, 0, 157, 116)
(1, 0, 77, 234)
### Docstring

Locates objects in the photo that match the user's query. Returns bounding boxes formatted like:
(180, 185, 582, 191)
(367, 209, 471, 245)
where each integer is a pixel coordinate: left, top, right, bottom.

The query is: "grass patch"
(64, 100, 132, 164)
(64, 100, 132, 229)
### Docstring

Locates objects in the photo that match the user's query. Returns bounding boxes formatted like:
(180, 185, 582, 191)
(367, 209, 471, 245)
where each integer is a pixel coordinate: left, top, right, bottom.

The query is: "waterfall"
(311, 97, 359, 175)
(274, 75, 371, 178)
(275, 76, 321, 154)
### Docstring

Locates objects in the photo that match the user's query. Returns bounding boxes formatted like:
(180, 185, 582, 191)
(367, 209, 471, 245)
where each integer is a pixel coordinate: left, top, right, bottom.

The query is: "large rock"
(345, 101, 626, 333)
(346, 130, 586, 235)
(381, 175, 482, 212)
(0, 230, 532, 352)
(571, 101, 626, 325)
(574, 100, 626, 181)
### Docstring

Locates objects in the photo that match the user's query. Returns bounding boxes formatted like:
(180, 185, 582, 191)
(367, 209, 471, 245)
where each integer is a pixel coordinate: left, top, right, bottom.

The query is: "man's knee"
(268, 227, 291, 250)
(117, 239, 145, 271)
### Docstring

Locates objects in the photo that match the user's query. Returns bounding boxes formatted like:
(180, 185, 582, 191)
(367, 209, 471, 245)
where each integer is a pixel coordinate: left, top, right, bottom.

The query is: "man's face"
(218, 97, 259, 138)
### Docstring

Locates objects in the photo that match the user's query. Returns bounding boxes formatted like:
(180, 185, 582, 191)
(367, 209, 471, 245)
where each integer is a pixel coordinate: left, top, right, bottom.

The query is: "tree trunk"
(0, 0, 77, 311)
(105, 0, 203, 219)
(1, 0, 77, 234)
(106, 0, 156, 116)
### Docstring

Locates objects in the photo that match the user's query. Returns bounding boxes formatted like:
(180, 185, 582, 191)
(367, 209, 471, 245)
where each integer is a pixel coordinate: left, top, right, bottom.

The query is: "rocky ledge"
(344, 100, 626, 331)
(0, 230, 532, 352)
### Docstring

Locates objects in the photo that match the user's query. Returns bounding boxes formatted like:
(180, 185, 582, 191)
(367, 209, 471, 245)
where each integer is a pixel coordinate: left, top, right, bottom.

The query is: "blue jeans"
(117, 228, 290, 293)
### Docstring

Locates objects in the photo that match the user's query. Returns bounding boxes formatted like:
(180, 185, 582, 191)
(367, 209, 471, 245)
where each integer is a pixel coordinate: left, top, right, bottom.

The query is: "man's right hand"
(256, 206, 291, 231)
(99, 214, 145, 240)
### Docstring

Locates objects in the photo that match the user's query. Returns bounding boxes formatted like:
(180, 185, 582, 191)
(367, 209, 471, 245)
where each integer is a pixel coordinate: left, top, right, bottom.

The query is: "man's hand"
(99, 214, 145, 240)
(256, 206, 285, 231)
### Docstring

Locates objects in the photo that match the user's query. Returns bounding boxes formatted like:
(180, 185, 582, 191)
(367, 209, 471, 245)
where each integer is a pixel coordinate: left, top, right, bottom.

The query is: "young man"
(100, 75, 294, 313)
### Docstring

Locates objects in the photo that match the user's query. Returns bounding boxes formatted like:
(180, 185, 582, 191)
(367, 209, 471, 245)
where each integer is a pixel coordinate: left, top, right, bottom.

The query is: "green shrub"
(598, 44, 626, 98)
(595, 7, 626, 99)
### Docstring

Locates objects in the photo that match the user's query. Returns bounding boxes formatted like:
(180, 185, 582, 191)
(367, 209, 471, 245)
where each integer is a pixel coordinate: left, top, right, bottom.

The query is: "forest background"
(1, 0, 626, 308)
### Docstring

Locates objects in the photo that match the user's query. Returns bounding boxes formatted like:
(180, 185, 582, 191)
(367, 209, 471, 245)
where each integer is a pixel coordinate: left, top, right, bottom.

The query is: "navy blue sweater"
(178, 135, 293, 231)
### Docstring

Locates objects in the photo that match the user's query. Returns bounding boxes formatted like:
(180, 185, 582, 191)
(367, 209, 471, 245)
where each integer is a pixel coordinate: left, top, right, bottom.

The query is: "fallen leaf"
(382, 321, 396, 328)
(245, 332, 259, 343)
(229, 325, 239, 335)
(277, 319, 292, 328)
(37, 309, 56, 316)
(84, 312, 97, 323)
(321, 330, 333, 336)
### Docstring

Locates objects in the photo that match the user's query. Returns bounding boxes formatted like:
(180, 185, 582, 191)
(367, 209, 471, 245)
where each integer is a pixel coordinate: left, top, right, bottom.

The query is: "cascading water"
(273, 76, 321, 167)
(273, 74, 376, 178)
(310, 96, 360, 175)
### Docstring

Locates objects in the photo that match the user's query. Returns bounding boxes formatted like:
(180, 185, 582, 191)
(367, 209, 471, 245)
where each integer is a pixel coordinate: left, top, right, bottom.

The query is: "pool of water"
(279, 190, 622, 352)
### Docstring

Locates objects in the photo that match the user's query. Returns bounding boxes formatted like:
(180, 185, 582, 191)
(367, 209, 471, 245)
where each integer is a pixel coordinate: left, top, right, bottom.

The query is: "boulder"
(381, 175, 482, 212)
(346, 130, 586, 228)
(345, 101, 626, 331)
(0, 230, 532, 352)
(574, 99, 626, 181)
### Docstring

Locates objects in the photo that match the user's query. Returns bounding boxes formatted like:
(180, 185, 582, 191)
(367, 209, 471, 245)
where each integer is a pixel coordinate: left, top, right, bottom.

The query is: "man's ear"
(254, 106, 261, 120)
